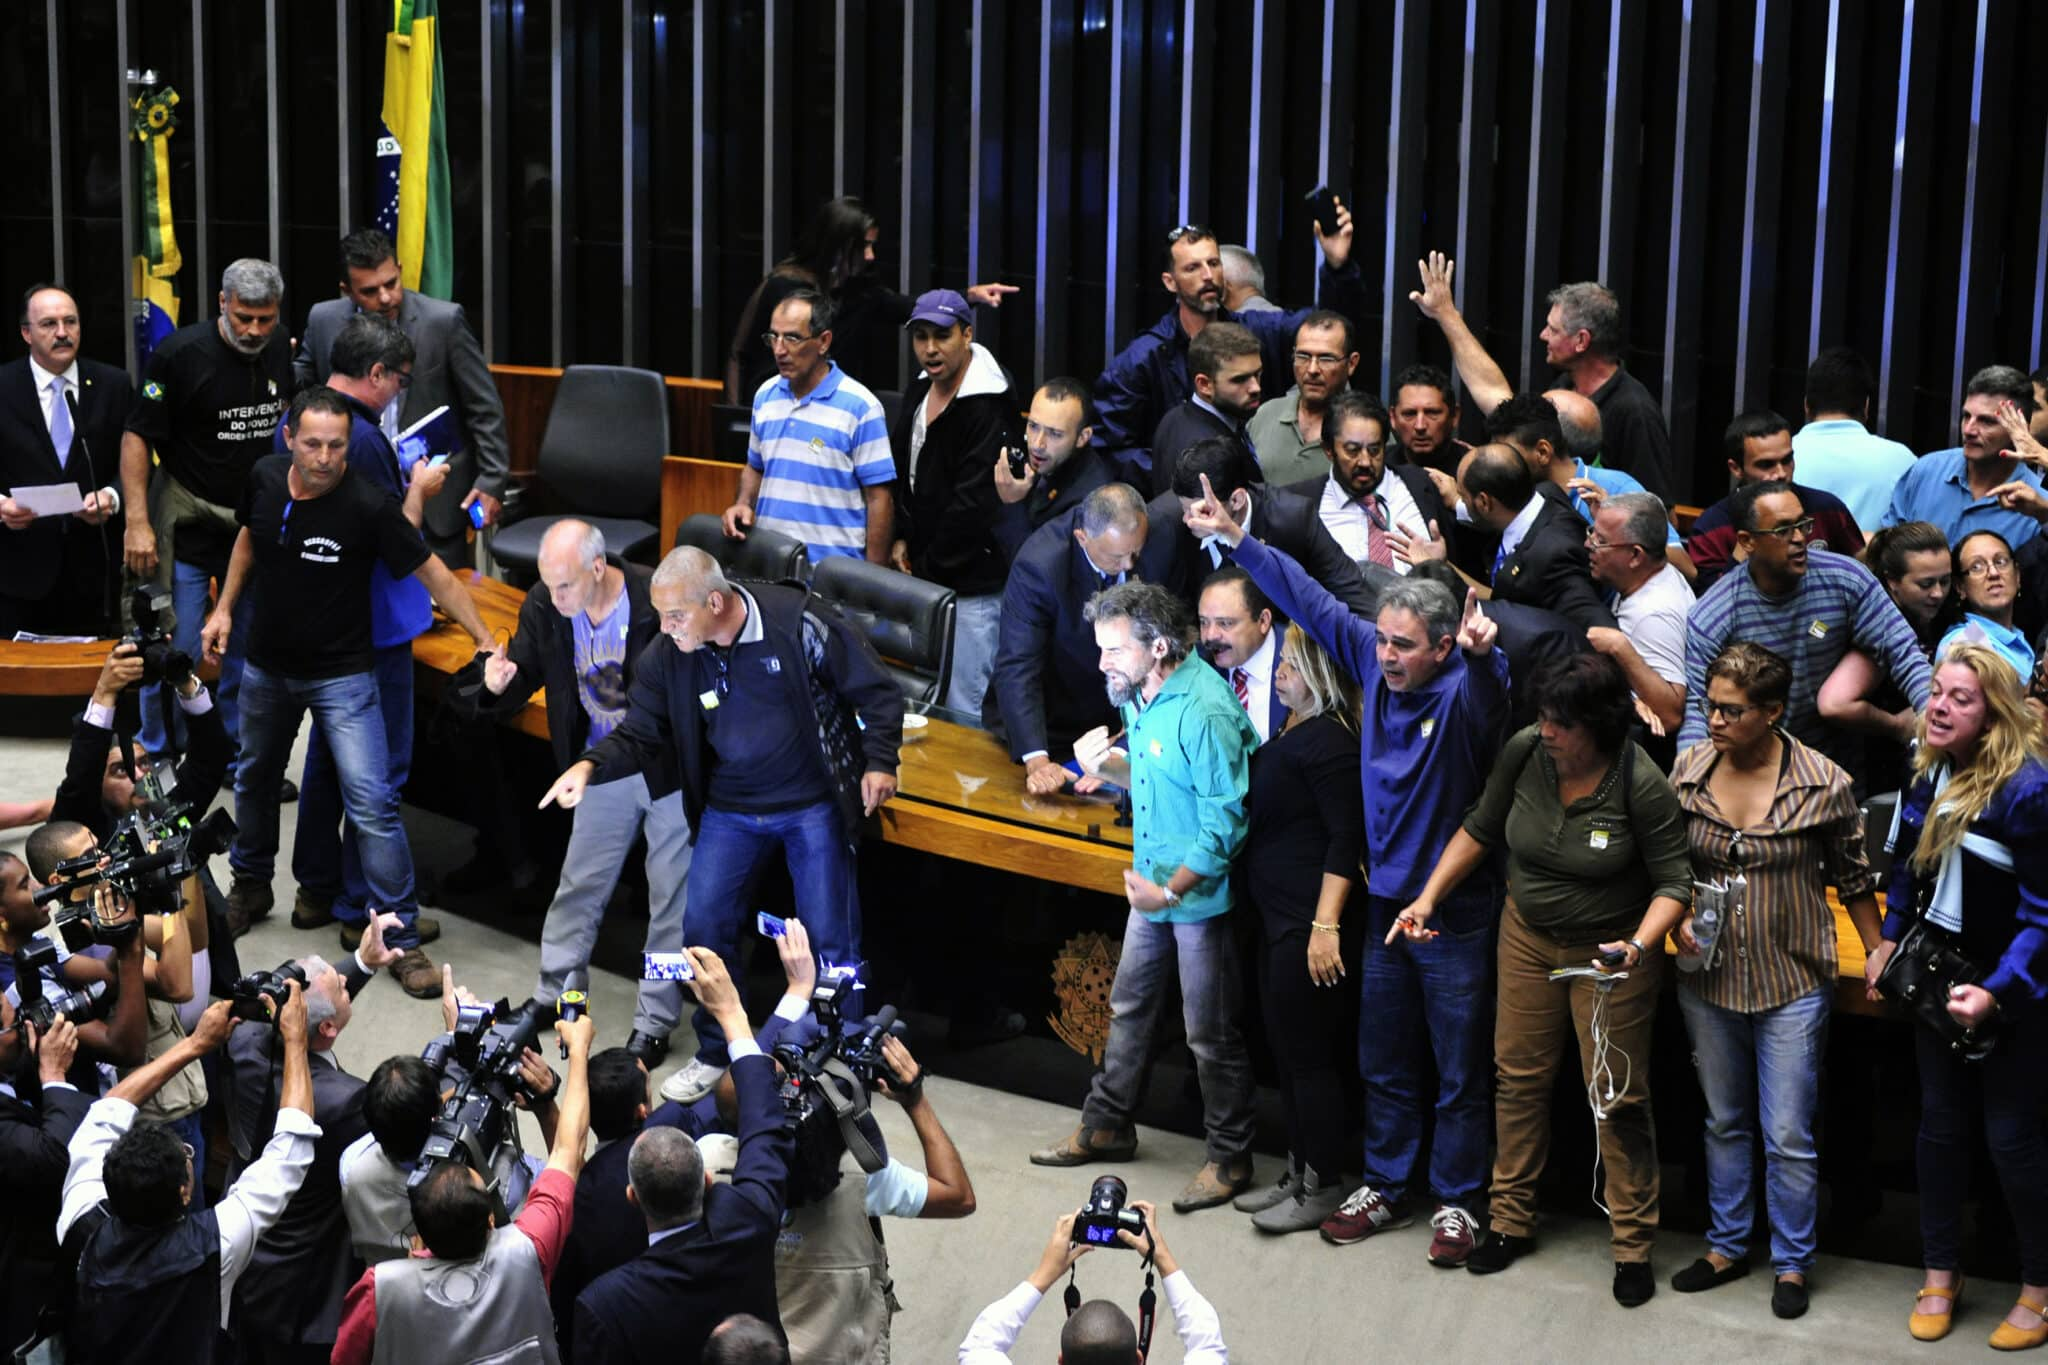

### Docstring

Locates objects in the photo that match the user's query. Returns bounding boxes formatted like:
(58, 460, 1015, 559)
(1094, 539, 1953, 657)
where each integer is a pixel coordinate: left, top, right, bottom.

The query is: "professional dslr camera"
(228, 961, 309, 1024)
(35, 804, 237, 923)
(124, 587, 193, 690)
(7, 941, 114, 1037)
(409, 997, 554, 1197)
(771, 967, 909, 1205)
(1071, 1174, 1149, 1249)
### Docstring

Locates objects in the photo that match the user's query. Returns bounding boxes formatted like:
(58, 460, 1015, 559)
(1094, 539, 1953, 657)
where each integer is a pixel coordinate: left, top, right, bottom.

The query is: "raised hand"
(483, 648, 520, 695)
(1455, 587, 1496, 655)
(775, 916, 817, 999)
(1408, 251, 1457, 321)
(966, 282, 1021, 309)
(1389, 518, 1448, 566)
(1989, 481, 2048, 523)
(1314, 196, 1355, 269)
(359, 911, 405, 971)
(993, 449, 1035, 504)
(1179, 472, 1242, 545)
(1995, 400, 2048, 467)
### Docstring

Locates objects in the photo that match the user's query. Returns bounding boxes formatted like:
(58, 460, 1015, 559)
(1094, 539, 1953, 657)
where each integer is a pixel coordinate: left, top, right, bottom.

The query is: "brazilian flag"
(378, 0, 452, 298)
(130, 86, 181, 365)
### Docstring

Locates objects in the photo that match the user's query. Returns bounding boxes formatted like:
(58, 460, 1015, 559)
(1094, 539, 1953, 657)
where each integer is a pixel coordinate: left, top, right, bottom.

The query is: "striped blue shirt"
(1679, 547, 1932, 762)
(749, 363, 894, 561)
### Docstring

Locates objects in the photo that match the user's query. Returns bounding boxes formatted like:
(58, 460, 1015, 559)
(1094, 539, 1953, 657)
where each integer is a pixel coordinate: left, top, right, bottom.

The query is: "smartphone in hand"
(643, 952, 695, 981)
(756, 911, 787, 939)
(1303, 184, 1342, 236)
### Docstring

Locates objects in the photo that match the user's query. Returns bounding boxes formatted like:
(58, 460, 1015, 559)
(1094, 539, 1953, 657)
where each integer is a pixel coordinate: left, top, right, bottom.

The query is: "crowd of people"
(2, 184, 2048, 1361)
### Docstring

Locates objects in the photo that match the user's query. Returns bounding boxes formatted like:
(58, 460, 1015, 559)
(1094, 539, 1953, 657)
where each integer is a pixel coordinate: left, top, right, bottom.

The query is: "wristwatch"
(1160, 886, 1182, 909)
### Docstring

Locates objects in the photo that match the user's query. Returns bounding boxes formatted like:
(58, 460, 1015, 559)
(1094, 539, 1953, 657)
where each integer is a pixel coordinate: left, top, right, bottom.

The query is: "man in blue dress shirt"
(1882, 365, 2041, 548)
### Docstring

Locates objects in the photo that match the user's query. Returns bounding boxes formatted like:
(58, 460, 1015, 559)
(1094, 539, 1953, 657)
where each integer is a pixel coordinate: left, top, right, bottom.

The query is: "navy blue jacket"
(985, 504, 1133, 760)
(1093, 262, 1367, 474)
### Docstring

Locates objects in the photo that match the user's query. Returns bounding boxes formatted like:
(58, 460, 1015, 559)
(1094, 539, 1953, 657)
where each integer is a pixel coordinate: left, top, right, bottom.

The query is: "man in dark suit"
(986, 482, 1154, 794)
(0, 285, 131, 635)
(1286, 390, 1453, 590)
(1154, 437, 1378, 619)
(1147, 321, 1263, 495)
(1197, 565, 1288, 743)
(225, 914, 406, 1364)
(992, 377, 1117, 561)
(0, 1010, 91, 1353)
(294, 228, 510, 567)
(1459, 443, 1615, 632)
(575, 947, 794, 1364)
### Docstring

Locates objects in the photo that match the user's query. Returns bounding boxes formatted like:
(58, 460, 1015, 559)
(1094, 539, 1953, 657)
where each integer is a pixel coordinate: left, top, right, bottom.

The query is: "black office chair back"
(873, 389, 904, 437)
(810, 556, 955, 705)
(708, 403, 753, 464)
(675, 513, 810, 585)
(536, 365, 670, 517)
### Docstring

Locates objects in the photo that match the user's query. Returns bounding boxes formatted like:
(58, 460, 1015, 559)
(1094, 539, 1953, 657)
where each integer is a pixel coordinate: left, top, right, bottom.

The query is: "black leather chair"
(810, 556, 955, 705)
(494, 365, 670, 573)
(708, 403, 752, 464)
(675, 513, 810, 586)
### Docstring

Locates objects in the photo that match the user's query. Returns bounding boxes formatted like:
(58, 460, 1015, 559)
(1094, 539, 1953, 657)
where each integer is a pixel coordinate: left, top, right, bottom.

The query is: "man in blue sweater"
(1181, 478, 1508, 1268)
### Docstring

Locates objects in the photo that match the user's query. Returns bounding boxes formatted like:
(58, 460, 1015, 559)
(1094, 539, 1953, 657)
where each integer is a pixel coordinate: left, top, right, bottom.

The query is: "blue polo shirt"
(272, 399, 433, 648)
(1567, 458, 1680, 548)
(1880, 448, 2042, 549)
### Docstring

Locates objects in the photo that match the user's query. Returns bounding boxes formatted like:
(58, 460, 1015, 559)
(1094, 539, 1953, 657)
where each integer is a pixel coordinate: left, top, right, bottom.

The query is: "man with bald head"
(1488, 392, 1685, 562)
(1, 284, 131, 635)
(1459, 442, 1615, 631)
(478, 518, 686, 1063)
(543, 546, 903, 1103)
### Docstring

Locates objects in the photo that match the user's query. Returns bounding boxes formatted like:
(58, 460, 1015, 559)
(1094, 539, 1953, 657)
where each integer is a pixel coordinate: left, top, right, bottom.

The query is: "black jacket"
(0, 355, 131, 622)
(888, 345, 1019, 596)
(53, 695, 233, 843)
(1148, 399, 1249, 496)
(1148, 484, 1377, 619)
(0, 1083, 92, 1350)
(1487, 483, 1616, 633)
(585, 583, 905, 844)
(1287, 465, 1455, 550)
(573, 1053, 791, 1364)
(477, 563, 673, 784)
(991, 444, 1117, 563)
(984, 506, 1129, 760)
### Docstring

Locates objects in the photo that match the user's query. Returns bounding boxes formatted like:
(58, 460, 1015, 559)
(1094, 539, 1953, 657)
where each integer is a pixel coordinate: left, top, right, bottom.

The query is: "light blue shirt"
(1567, 458, 1680, 547)
(1792, 418, 1917, 530)
(1937, 614, 2036, 685)
(1881, 448, 2043, 548)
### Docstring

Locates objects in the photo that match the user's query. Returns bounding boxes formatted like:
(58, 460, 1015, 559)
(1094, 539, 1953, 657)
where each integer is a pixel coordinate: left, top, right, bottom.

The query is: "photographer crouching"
(959, 1186, 1227, 1364)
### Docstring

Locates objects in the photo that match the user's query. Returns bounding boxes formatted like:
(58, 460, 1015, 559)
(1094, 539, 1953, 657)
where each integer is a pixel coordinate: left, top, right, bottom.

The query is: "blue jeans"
(1916, 1001, 2048, 1282)
(682, 801, 859, 1064)
(1358, 890, 1497, 1207)
(140, 558, 248, 761)
(291, 644, 414, 932)
(945, 592, 1002, 718)
(1081, 909, 1256, 1164)
(1677, 985, 1830, 1275)
(228, 663, 421, 947)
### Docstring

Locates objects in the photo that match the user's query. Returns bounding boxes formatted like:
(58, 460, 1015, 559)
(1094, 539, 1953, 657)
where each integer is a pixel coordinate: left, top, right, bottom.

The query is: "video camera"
(408, 997, 553, 1197)
(8, 940, 114, 1038)
(1071, 1174, 1148, 1249)
(125, 587, 193, 690)
(771, 968, 908, 1206)
(34, 805, 237, 923)
(228, 960, 309, 1024)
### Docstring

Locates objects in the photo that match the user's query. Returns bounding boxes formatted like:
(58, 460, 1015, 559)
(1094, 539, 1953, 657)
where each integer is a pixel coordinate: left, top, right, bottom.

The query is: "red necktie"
(1363, 494, 1394, 569)
(1231, 667, 1250, 710)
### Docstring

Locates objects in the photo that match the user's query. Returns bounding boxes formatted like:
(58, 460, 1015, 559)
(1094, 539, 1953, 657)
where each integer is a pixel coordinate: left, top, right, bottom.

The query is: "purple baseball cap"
(904, 289, 973, 330)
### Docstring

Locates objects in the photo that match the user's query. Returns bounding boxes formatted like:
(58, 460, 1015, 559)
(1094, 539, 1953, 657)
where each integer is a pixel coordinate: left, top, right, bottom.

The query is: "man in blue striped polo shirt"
(722, 289, 896, 563)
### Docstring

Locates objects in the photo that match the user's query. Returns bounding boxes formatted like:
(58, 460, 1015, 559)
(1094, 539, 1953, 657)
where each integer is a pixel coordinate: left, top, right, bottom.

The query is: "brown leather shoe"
(291, 891, 335, 930)
(225, 878, 274, 938)
(1173, 1157, 1255, 1213)
(389, 948, 443, 999)
(1029, 1126, 1138, 1167)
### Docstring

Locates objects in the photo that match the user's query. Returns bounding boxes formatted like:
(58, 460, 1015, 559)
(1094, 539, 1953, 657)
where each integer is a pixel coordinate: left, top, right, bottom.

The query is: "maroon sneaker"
(1319, 1184, 1413, 1245)
(1428, 1204, 1481, 1267)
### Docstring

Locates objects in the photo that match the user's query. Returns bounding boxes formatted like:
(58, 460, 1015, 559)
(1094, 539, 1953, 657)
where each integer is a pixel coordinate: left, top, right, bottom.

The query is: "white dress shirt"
(958, 1268, 1227, 1364)
(1319, 474, 1423, 574)
(26, 355, 120, 513)
(1495, 494, 1546, 565)
(1232, 627, 1278, 742)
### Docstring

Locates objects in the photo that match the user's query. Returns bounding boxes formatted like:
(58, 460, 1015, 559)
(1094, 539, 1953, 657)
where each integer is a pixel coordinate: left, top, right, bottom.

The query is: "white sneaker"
(659, 1057, 729, 1104)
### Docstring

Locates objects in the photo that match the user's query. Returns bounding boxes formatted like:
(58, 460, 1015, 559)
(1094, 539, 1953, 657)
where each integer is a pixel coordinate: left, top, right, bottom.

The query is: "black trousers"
(1259, 920, 1364, 1178)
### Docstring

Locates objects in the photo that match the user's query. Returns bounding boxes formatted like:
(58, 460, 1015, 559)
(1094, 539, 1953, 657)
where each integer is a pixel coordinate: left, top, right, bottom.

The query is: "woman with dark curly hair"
(1392, 651, 1691, 1307)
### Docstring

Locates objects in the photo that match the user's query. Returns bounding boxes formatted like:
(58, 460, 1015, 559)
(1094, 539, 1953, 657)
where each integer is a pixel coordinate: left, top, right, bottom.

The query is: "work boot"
(388, 948, 443, 999)
(291, 890, 335, 930)
(1172, 1156, 1254, 1213)
(225, 878, 274, 938)
(1029, 1126, 1139, 1167)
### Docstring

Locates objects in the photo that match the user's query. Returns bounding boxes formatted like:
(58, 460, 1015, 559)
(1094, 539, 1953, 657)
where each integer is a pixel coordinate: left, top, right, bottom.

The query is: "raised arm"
(1408, 252, 1513, 415)
(874, 1035, 976, 1219)
(544, 1013, 595, 1178)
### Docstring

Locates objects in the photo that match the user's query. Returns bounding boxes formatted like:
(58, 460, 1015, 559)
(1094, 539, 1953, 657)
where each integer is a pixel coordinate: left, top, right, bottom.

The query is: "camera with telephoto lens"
(229, 960, 309, 1024)
(8, 941, 114, 1038)
(34, 805, 237, 923)
(409, 996, 553, 1198)
(125, 586, 193, 689)
(1071, 1174, 1148, 1249)
(772, 968, 908, 1206)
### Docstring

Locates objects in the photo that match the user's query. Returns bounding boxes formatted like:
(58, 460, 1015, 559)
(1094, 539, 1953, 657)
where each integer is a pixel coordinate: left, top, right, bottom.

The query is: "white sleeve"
(337, 1131, 379, 1194)
(862, 1157, 929, 1219)
(958, 1281, 1040, 1364)
(1164, 1269, 1228, 1363)
(215, 1106, 322, 1298)
(1630, 601, 1690, 686)
(57, 1096, 138, 1243)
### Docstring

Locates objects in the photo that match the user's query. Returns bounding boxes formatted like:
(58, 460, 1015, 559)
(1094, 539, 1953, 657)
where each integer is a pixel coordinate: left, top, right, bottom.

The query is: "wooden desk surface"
(411, 570, 550, 741)
(0, 638, 219, 697)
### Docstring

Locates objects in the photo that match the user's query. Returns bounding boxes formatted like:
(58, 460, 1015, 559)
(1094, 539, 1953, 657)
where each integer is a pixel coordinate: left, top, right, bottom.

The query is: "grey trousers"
(535, 772, 693, 1036)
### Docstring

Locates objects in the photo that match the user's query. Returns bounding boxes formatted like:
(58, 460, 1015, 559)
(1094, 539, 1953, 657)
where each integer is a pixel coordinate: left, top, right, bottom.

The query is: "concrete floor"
(1, 729, 2023, 1364)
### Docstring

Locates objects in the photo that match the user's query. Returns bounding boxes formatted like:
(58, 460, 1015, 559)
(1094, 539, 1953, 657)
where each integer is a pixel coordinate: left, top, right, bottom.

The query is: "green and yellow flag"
(378, 0, 452, 297)
(131, 85, 181, 364)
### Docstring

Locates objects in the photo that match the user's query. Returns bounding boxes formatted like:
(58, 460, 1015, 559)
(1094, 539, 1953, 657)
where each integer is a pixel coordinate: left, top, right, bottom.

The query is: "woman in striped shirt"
(1667, 642, 1880, 1321)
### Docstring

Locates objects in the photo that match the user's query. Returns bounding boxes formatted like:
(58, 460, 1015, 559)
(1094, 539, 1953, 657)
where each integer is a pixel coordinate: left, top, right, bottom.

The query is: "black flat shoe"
(1771, 1278, 1809, 1319)
(1671, 1256, 1750, 1293)
(626, 1029, 672, 1067)
(1614, 1261, 1657, 1308)
(1465, 1231, 1536, 1275)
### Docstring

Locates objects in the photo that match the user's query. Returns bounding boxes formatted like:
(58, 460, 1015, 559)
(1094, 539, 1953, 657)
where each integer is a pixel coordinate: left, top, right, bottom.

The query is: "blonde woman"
(1871, 641, 2048, 1349)
(1233, 624, 1365, 1233)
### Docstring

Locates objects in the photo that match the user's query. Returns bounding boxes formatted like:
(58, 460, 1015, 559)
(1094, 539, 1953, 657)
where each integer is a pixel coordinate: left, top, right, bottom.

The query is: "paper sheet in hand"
(396, 405, 464, 465)
(9, 482, 84, 517)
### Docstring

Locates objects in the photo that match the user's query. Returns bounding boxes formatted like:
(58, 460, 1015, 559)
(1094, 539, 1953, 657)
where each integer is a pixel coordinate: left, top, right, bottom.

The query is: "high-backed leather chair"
(674, 513, 810, 586)
(809, 556, 955, 704)
(493, 365, 669, 573)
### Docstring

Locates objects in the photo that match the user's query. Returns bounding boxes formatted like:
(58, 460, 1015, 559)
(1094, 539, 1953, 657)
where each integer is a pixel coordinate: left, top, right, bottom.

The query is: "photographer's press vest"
(369, 1224, 558, 1365)
(338, 1142, 415, 1265)
(774, 1179, 898, 1365)
(71, 1205, 223, 1363)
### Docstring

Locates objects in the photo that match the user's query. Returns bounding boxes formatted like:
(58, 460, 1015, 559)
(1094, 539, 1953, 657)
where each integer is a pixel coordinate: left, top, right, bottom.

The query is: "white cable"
(1582, 975, 1633, 1219)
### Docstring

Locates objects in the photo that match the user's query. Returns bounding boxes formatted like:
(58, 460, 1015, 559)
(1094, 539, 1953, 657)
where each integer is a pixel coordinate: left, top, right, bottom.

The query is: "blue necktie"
(48, 376, 72, 461)
(1492, 541, 1508, 585)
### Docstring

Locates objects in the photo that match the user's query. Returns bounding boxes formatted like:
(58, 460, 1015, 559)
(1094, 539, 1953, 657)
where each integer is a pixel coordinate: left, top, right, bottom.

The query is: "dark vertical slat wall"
(16, 0, 2048, 500)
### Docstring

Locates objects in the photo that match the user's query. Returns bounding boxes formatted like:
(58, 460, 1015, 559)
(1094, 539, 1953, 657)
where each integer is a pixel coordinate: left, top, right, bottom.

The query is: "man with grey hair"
(1585, 491, 1693, 735)
(1219, 244, 1279, 313)
(543, 544, 902, 1103)
(478, 517, 686, 1064)
(1031, 580, 1262, 1215)
(121, 257, 295, 768)
(1180, 487, 1508, 1265)
(576, 947, 793, 1362)
(1880, 362, 2045, 548)
(1541, 279, 1675, 500)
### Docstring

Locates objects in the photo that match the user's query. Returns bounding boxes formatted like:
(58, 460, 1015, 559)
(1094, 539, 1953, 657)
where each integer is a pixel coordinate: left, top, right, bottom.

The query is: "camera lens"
(1087, 1173, 1128, 1214)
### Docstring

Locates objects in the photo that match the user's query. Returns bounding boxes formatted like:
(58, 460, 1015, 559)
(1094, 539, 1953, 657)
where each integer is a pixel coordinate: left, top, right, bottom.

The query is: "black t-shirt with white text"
(127, 321, 293, 563)
(235, 455, 430, 679)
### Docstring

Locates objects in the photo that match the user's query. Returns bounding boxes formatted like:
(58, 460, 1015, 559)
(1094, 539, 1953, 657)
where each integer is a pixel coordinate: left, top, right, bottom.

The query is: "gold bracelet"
(1310, 921, 1341, 935)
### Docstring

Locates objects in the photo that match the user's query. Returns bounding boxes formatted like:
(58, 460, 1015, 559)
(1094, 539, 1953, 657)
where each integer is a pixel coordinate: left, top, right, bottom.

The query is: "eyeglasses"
(1704, 699, 1758, 721)
(1292, 351, 1347, 370)
(1964, 554, 2015, 579)
(1750, 517, 1816, 540)
(761, 331, 816, 350)
(1584, 531, 1648, 555)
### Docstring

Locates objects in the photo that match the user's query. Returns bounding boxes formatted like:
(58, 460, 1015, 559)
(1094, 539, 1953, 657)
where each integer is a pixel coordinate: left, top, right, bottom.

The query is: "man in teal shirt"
(1028, 582, 1260, 1213)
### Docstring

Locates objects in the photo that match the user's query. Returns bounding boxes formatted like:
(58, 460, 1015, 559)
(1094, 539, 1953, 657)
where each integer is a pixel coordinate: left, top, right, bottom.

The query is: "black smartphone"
(1303, 185, 1342, 237)
(1598, 947, 1631, 967)
(1006, 446, 1029, 479)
